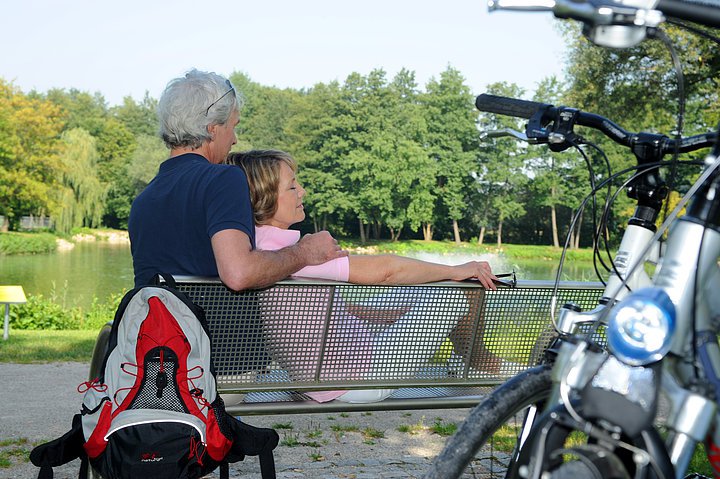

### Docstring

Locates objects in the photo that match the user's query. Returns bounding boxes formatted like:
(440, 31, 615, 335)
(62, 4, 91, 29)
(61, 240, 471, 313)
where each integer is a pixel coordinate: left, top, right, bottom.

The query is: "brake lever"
(480, 128, 546, 144)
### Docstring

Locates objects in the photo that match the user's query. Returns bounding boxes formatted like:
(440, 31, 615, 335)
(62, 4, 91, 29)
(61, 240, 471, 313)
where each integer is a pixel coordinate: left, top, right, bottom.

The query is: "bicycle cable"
(548, 159, 705, 332)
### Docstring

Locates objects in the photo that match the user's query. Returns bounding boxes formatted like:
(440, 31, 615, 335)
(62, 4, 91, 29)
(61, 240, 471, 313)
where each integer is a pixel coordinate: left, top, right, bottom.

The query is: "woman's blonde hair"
(227, 150, 297, 225)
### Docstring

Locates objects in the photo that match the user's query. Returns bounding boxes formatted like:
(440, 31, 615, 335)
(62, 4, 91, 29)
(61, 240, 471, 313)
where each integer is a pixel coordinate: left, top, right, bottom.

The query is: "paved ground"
(0, 362, 494, 478)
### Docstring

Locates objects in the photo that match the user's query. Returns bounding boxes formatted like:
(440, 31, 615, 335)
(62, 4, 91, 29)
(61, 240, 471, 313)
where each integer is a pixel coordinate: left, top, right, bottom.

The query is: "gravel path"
(0, 362, 490, 478)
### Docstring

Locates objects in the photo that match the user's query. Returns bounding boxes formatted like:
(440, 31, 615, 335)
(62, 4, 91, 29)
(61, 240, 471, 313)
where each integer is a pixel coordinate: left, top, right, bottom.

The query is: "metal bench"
(89, 277, 603, 415)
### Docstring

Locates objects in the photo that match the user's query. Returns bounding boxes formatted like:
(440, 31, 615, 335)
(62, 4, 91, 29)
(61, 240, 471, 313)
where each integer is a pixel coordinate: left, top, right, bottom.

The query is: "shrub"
(0, 232, 57, 255)
(82, 293, 123, 330)
(11, 295, 82, 330)
(10, 292, 123, 331)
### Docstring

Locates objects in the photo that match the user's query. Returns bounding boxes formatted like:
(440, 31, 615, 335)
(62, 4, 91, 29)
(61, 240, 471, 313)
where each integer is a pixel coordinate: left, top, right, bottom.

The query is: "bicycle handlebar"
(488, 0, 720, 28)
(657, 0, 720, 26)
(488, 0, 720, 48)
(476, 93, 716, 154)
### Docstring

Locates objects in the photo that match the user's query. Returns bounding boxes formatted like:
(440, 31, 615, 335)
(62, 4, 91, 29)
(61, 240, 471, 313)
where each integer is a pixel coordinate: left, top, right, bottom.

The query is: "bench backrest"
(173, 277, 604, 393)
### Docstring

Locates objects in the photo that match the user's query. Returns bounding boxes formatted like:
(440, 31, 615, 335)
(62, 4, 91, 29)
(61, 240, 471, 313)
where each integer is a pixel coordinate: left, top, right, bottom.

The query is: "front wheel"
(424, 365, 554, 479)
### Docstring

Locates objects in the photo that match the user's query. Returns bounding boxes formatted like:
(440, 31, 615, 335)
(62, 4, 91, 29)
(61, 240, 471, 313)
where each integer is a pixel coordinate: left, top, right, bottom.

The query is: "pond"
(0, 241, 133, 310)
(0, 241, 600, 310)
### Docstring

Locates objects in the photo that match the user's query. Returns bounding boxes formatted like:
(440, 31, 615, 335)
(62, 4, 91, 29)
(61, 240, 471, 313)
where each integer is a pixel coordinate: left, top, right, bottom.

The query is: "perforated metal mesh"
(174, 278, 604, 398)
(176, 285, 270, 379)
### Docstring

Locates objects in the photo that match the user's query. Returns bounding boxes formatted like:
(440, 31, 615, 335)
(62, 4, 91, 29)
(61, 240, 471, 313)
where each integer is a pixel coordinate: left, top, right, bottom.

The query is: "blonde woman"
(228, 150, 498, 403)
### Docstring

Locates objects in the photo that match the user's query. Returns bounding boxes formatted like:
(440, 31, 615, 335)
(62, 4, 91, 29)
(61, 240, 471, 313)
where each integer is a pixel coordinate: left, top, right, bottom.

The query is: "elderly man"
(128, 69, 346, 288)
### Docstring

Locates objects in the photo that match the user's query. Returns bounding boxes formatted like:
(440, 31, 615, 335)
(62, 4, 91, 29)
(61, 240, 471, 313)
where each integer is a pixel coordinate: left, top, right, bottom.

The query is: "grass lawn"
(0, 330, 98, 363)
(339, 238, 596, 263)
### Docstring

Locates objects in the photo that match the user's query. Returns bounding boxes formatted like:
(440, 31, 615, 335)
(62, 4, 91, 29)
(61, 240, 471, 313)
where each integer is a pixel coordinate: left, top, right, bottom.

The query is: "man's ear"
(207, 122, 217, 140)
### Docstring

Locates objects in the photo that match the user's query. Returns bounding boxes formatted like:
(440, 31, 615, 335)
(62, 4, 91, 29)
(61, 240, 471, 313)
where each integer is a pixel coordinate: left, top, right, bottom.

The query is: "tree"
(55, 128, 107, 233)
(0, 80, 65, 230)
(284, 81, 354, 234)
(421, 67, 478, 243)
(127, 134, 169, 187)
(231, 72, 301, 151)
(44, 88, 108, 136)
(475, 82, 528, 246)
(110, 93, 158, 137)
(525, 76, 589, 247)
(562, 23, 718, 246)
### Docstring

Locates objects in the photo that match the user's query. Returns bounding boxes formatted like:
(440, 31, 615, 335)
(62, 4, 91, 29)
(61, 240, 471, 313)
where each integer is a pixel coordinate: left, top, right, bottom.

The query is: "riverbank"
(0, 229, 130, 255)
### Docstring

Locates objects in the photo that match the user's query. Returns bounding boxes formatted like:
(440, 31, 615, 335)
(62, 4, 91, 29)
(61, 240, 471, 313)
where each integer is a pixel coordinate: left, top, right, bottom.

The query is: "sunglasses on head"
(204, 79, 235, 116)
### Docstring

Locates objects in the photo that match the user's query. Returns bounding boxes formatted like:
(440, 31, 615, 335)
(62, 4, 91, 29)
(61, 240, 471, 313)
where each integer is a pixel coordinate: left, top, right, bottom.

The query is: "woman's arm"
(347, 255, 497, 290)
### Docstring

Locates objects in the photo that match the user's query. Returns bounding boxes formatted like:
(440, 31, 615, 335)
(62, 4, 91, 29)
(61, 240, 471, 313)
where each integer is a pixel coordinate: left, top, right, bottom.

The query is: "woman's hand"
(450, 262, 498, 290)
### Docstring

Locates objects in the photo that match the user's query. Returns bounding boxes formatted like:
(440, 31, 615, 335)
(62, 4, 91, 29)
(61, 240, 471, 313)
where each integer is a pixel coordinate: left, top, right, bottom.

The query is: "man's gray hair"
(157, 69, 243, 149)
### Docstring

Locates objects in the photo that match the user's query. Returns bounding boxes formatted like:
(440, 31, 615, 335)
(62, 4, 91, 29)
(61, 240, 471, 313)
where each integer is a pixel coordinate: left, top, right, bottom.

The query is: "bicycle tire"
(424, 365, 554, 479)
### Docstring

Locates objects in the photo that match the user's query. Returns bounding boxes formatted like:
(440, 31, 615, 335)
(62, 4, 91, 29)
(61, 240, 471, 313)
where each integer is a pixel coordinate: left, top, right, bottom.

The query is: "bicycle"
(425, 1, 720, 478)
(426, 94, 714, 479)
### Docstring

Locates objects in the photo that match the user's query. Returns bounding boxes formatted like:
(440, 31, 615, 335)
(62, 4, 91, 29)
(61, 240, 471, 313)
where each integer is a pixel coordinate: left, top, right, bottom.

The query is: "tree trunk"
(477, 226, 485, 245)
(452, 219, 461, 244)
(313, 217, 319, 233)
(359, 218, 366, 244)
(497, 220, 503, 247)
(372, 222, 381, 240)
(423, 223, 433, 241)
(574, 208, 584, 249)
(0, 215, 8, 232)
(551, 204, 559, 248)
(389, 226, 402, 242)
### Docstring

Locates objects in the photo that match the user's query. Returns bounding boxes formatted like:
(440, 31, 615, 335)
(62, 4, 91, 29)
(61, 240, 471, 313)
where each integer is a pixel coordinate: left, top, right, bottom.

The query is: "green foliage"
(0, 232, 56, 255)
(0, 80, 65, 230)
(127, 134, 168, 188)
(4, 27, 716, 246)
(10, 290, 122, 330)
(430, 418, 458, 436)
(0, 437, 34, 468)
(110, 93, 158, 137)
(55, 128, 107, 233)
(11, 295, 82, 330)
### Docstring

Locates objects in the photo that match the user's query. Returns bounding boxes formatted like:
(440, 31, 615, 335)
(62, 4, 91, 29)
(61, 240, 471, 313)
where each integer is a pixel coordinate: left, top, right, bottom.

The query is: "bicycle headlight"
(606, 287, 675, 366)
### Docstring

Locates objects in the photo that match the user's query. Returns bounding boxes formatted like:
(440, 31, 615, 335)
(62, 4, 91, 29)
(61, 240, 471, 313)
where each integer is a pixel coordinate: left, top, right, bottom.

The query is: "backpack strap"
(227, 417, 279, 479)
(150, 272, 178, 289)
(30, 414, 87, 479)
(258, 449, 277, 479)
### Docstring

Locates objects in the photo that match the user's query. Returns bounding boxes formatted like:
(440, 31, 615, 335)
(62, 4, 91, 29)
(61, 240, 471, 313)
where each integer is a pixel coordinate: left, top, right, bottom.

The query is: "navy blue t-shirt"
(128, 153, 255, 286)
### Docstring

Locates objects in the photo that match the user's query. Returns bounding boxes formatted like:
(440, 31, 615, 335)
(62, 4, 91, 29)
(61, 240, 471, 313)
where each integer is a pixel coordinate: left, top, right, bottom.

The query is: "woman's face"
(269, 162, 306, 229)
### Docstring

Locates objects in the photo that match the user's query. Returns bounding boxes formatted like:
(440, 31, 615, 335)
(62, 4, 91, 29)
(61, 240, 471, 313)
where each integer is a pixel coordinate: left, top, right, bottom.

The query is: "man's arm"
(211, 229, 347, 291)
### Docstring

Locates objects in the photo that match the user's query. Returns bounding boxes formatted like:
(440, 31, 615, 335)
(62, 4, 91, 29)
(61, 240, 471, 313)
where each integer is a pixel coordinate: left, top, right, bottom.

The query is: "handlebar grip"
(475, 94, 549, 119)
(656, 0, 720, 27)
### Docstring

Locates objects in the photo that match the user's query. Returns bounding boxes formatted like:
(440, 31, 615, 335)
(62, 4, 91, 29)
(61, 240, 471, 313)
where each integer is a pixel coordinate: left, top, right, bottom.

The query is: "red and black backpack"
(30, 275, 278, 479)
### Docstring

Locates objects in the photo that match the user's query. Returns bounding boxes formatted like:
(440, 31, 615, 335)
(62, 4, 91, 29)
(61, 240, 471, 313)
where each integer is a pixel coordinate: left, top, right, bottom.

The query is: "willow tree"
(55, 128, 106, 233)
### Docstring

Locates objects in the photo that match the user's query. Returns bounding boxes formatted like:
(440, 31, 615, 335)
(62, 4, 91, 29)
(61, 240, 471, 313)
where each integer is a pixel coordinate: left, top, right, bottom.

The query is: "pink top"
(255, 226, 350, 282)
(256, 225, 372, 402)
